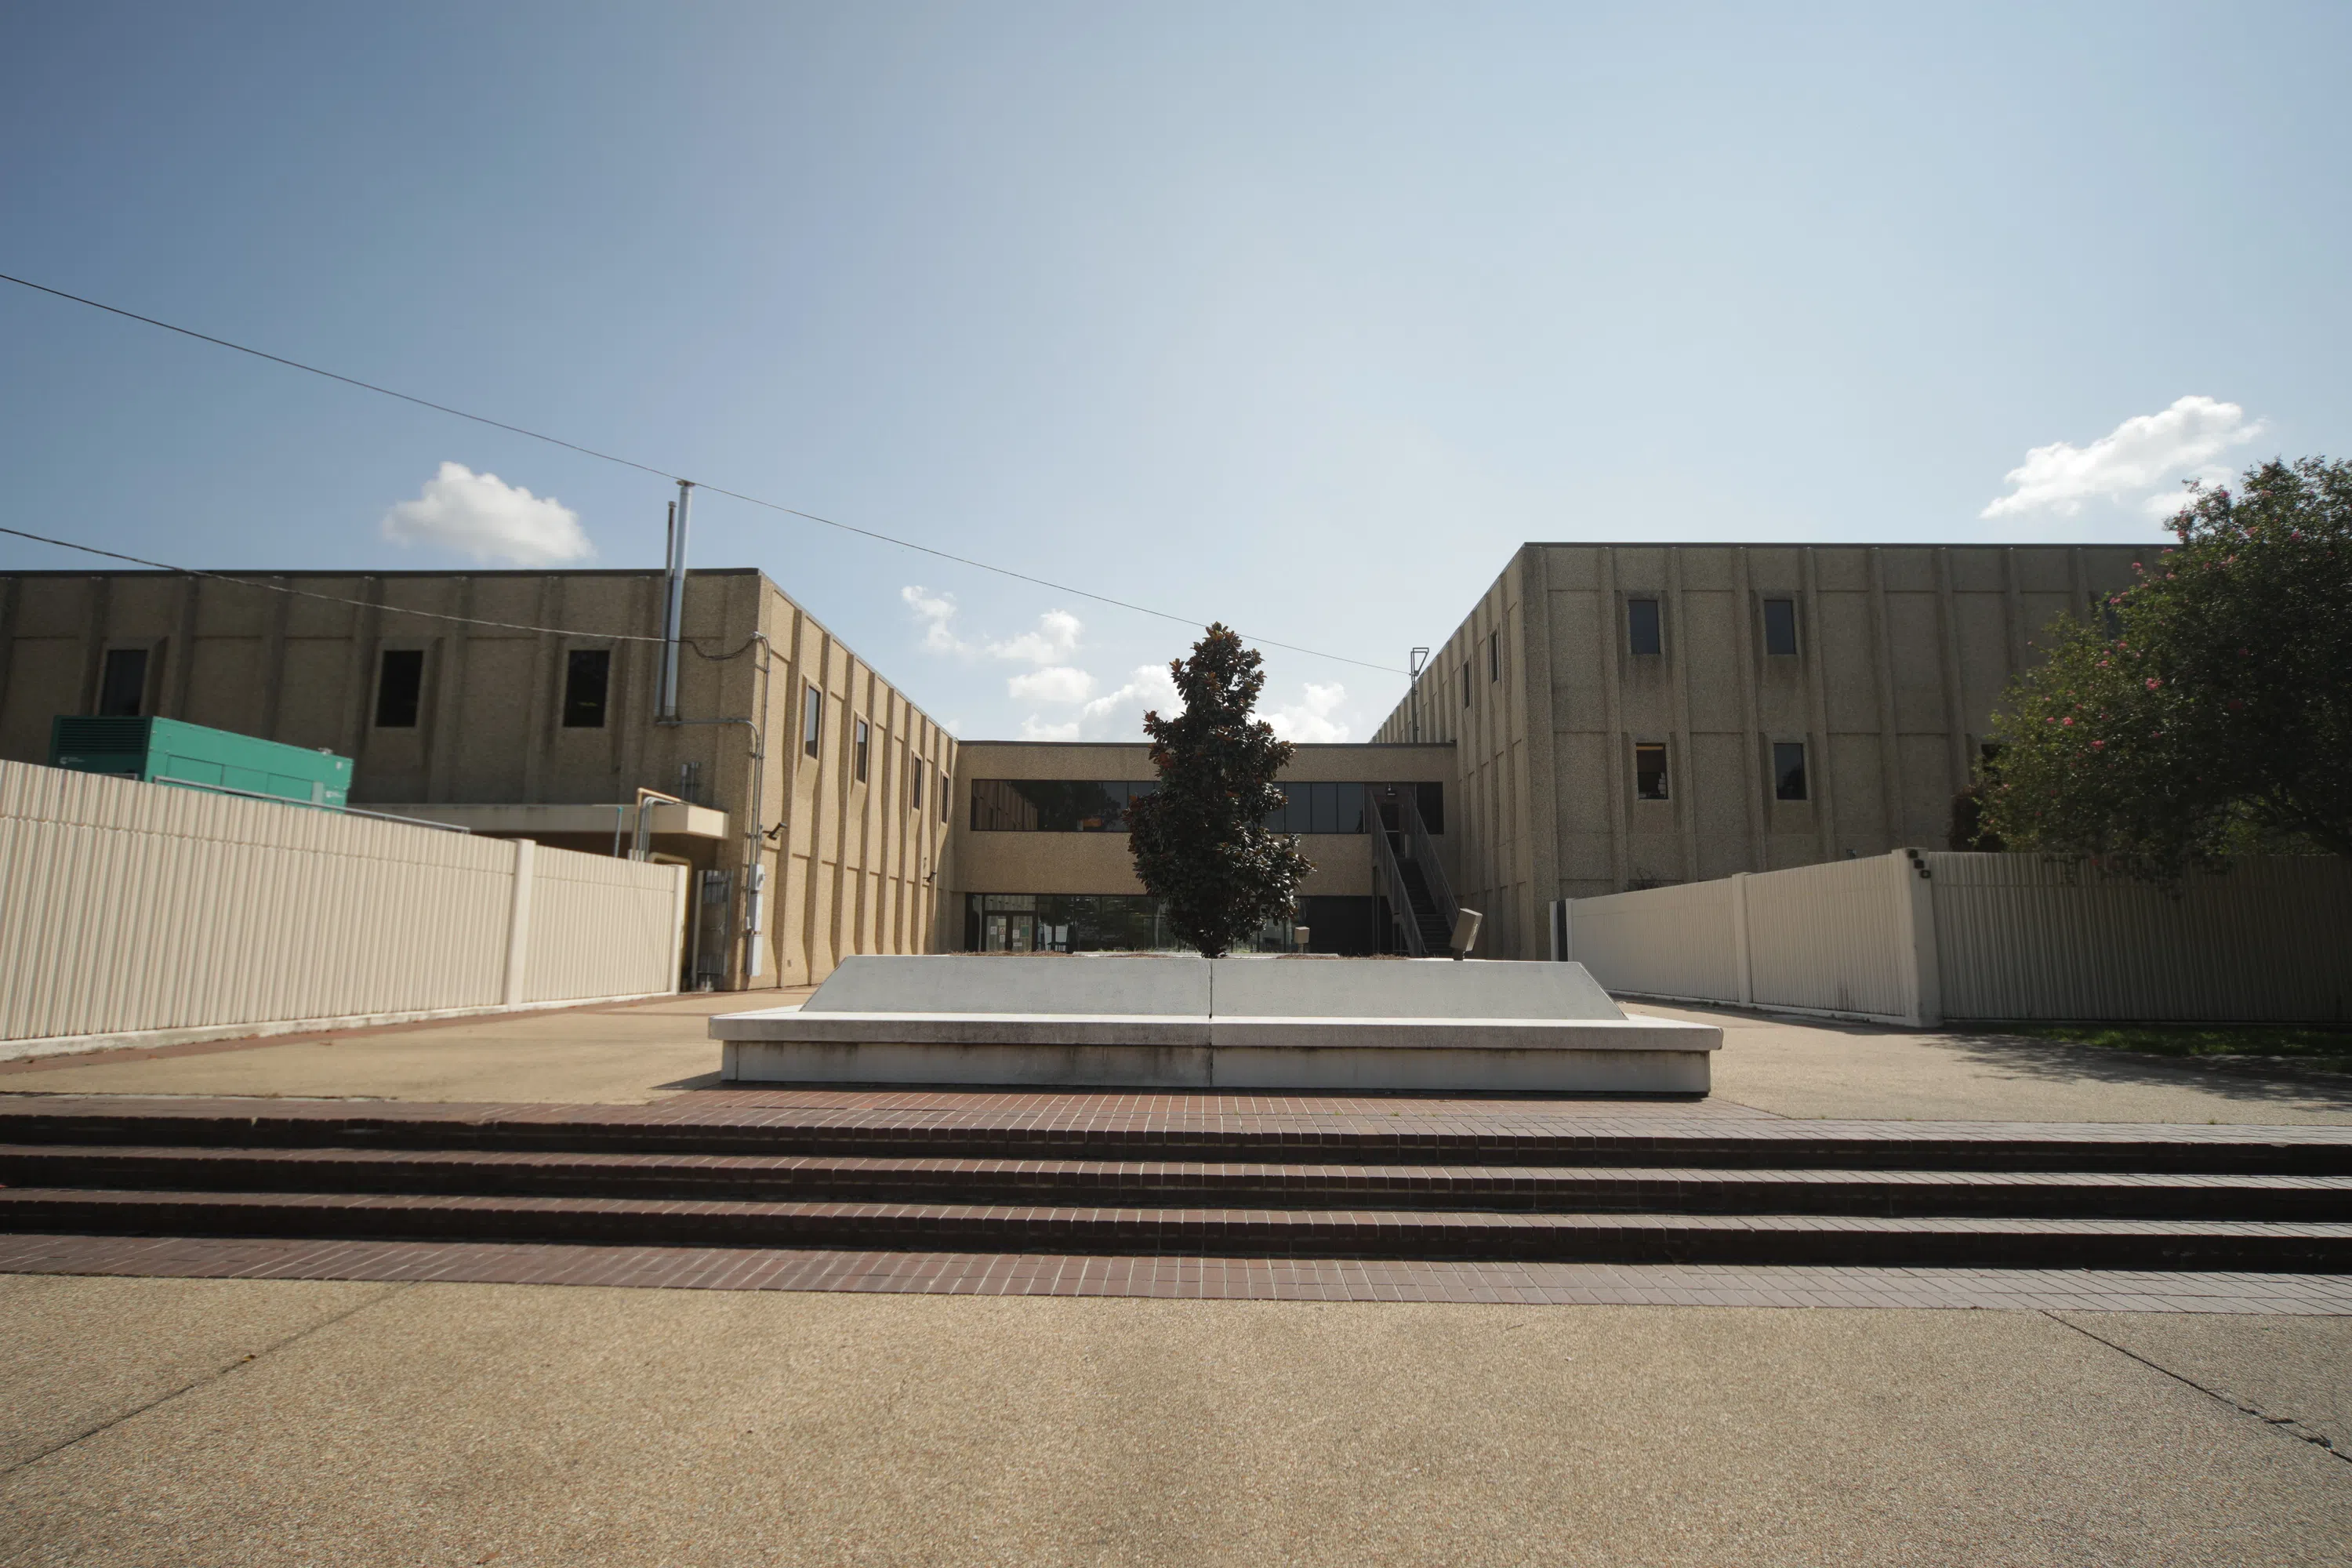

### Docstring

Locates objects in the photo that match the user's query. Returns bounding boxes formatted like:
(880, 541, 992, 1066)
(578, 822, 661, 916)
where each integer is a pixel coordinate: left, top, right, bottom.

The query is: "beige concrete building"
(3, 539, 2158, 974)
(0, 568, 955, 989)
(1374, 543, 2160, 957)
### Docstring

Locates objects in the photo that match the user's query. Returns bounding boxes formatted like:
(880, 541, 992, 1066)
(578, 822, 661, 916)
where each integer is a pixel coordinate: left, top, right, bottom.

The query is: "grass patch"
(1984, 1022, 2352, 1073)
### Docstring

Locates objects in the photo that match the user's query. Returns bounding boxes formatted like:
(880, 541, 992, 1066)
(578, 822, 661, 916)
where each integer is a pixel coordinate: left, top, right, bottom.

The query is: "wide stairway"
(3, 1096, 2350, 1272)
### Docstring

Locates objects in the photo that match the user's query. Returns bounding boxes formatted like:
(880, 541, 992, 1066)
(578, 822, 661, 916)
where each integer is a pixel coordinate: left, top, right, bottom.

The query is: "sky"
(3, 3, 2347, 744)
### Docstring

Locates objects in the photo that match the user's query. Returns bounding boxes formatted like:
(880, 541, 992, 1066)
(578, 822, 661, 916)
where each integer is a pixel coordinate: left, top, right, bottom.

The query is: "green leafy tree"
(1981, 456, 2352, 878)
(1126, 625, 1313, 956)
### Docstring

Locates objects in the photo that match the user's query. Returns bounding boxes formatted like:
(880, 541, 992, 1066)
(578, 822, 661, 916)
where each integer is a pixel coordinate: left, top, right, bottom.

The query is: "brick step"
(4, 1187, 2349, 1270)
(9, 1145, 2352, 1221)
(4, 1109, 2349, 1174)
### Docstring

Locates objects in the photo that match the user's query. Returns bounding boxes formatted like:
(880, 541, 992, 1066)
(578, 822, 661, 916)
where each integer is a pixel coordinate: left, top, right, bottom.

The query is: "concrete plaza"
(2, 995, 2347, 1564)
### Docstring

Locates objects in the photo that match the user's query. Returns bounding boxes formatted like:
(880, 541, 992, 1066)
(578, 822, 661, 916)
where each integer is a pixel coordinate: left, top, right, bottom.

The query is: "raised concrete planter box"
(712, 956, 1720, 1093)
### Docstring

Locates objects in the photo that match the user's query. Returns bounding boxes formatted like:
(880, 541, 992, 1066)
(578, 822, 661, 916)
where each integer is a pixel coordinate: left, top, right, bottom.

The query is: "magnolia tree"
(1126, 625, 1313, 956)
(1980, 456, 2352, 879)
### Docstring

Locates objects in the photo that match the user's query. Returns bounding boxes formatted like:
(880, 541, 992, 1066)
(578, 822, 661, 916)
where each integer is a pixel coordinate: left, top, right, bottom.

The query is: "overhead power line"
(0, 270, 1405, 675)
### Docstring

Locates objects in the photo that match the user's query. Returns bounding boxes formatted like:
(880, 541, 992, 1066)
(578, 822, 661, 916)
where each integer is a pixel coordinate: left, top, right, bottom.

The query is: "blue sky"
(4, 3, 2347, 742)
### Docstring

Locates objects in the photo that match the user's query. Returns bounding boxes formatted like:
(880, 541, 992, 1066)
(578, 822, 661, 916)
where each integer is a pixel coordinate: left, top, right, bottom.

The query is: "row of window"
(368, 648, 614, 731)
(802, 683, 948, 816)
(1632, 740, 1810, 803)
(1627, 596, 1801, 660)
(967, 780, 1447, 835)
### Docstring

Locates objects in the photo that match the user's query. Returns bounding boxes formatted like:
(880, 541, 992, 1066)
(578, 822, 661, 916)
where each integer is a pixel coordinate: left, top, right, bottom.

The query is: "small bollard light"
(1450, 908, 1483, 960)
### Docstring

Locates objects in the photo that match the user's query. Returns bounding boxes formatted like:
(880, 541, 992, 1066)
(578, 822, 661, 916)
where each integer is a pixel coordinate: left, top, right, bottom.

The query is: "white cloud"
(1981, 396, 2262, 519)
(1265, 681, 1351, 743)
(900, 588, 1082, 664)
(1073, 662, 1182, 742)
(381, 462, 591, 564)
(900, 586, 968, 655)
(1007, 665, 1098, 704)
(988, 609, 1083, 665)
(1018, 715, 1081, 742)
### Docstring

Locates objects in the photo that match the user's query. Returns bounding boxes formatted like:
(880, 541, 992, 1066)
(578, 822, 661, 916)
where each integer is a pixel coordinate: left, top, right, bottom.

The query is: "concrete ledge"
(712, 955, 1722, 1093)
(720, 1038, 1714, 1093)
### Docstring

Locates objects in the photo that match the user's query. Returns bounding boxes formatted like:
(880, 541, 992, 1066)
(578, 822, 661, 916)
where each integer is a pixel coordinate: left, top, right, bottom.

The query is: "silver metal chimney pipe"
(657, 480, 694, 721)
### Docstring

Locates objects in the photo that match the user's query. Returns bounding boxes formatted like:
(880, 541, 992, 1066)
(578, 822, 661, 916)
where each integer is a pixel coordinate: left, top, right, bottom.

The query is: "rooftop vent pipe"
(657, 480, 694, 721)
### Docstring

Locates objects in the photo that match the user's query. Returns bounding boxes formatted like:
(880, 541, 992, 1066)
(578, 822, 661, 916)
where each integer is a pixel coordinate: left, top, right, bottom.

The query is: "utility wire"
(0, 270, 1406, 675)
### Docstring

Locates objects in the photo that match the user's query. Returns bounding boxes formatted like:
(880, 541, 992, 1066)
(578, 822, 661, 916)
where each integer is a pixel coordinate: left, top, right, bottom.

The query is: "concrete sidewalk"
(0, 1274, 2344, 1566)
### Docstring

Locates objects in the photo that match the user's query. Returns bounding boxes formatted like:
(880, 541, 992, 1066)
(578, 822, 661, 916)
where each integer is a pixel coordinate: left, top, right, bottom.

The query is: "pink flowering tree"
(1980, 456, 2352, 880)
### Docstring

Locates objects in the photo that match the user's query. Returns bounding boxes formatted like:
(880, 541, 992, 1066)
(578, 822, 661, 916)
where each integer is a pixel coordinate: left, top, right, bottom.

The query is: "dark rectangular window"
(96, 648, 148, 717)
(561, 648, 611, 728)
(1461, 662, 1472, 709)
(938, 764, 949, 818)
(1773, 741, 1809, 801)
(1762, 598, 1798, 658)
(911, 763, 924, 812)
(375, 649, 424, 728)
(1258, 781, 1367, 835)
(1414, 781, 1445, 834)
(971, 779, 1153, 832)
(1628, 599, 1662, 657)
(854, 718, 870, 782)
(802, 685, 822, 758)
(1488, 630, 1500, 682)
(1635, 742, 1669, 800)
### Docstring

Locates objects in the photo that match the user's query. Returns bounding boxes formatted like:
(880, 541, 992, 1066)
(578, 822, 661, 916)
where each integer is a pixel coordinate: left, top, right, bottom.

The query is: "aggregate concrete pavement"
(0, 990, 793, 1105)
(1628, 1000, 2352, 1125)
(0, 1274, 2346, 1567)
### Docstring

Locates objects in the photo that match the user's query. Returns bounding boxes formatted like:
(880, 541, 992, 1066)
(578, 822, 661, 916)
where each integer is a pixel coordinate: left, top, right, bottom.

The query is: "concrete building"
(2, 539, 2153, 975)
(0, 568, 954, 989)
(1374, 543, 2158, 956)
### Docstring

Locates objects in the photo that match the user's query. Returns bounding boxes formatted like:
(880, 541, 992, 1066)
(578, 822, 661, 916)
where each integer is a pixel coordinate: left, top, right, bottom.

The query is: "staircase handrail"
(1396, 786, 1460, 940)
(1366, 795, 1428, 956)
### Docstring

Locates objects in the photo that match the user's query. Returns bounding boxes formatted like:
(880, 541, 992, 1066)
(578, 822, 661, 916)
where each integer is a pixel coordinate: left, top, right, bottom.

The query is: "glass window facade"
(963, 893, 1385, 955)
(1762, 598, 1799, 657)
(970, 779, 1156, 832)
(1258, 781, 1367, 834)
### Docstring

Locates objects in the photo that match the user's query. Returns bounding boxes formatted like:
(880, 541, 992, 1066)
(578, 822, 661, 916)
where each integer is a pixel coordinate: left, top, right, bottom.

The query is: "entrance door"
(982, 912, 1036, 953)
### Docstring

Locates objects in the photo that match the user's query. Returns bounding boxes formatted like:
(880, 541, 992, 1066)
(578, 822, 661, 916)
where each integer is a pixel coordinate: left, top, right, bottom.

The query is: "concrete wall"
(0, 567, 955, 989)
(1377, 543, 2160, 954)
(0, 759, 688, 1054)
(1563, 851, 2350, 1025)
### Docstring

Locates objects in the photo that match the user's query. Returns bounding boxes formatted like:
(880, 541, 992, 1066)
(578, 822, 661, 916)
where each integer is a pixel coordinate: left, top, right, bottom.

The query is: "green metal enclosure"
(49, 717, 353, 809)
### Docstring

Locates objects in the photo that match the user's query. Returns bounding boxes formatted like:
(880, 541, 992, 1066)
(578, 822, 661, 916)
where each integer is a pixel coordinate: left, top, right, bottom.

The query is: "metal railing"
(1367, 795, 1427, 956)
(1397, 785, 1459, 939)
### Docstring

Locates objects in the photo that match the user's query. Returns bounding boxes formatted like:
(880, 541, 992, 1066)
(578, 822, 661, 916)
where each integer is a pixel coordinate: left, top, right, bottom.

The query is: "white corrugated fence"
(1559, 850, 2349, 1025)
(1, 760, 689, 1053)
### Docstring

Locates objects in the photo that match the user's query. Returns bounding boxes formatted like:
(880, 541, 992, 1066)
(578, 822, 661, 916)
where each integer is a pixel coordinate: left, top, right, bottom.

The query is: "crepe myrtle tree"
(1126, 624, 1313, 957)
(1980, 456, 2352, 880)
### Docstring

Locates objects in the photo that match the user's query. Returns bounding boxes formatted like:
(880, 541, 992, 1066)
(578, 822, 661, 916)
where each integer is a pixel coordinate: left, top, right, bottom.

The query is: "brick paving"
(2, 1229, 2347, 1312)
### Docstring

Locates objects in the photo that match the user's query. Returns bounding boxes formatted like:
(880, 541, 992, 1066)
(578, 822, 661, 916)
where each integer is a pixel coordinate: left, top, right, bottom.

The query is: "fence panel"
(2, 760, 681, 1044)
(1927, 854, 2352, 1022)
(1562, 879, 1740, 1001)
(1740, 855, 1921, 1022)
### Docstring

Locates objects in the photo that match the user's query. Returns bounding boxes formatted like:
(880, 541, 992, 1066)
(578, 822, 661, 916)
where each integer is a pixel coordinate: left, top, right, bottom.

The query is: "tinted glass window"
(1635, 742, 1669, 800)
(938, 764, 950, 818)
(1773, 741, 1808, 800)
(1414, 782, 1444, 834)
(375, 649, 424, 728)
(802, 686, 822, 758)
(1461, 662, 1472, 708)
(1489, 630, 1500, 681)
(971, 780, 1145, 831)
(854, 718, 870, 782)
(97, 648, 147, 717)
(911, 763, 924, 811)
(1628, 599, 1662, 657)
(561, 648, 611, 728)
(1762, 598, 1798, 657)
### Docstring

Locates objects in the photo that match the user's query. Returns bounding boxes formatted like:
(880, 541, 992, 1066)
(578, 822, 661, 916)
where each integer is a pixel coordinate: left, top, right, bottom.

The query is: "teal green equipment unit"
(49, 717, 352, 810)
